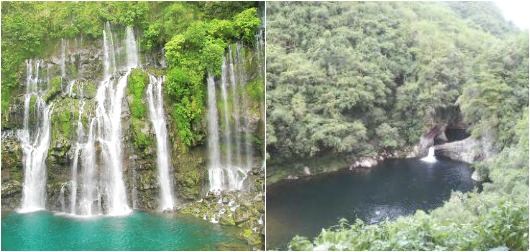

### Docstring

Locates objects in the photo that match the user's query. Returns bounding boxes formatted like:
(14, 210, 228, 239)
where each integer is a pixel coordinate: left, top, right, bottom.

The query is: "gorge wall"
(1, 24, 264, 214)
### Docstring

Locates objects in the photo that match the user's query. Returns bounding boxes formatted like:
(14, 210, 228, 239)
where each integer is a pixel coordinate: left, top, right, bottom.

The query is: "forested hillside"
(266, 2, 528, 250)
(267, 1, 526, 169)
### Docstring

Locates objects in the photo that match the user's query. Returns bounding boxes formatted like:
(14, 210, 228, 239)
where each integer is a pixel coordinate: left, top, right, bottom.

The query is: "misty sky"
(494, 0, 529, 29)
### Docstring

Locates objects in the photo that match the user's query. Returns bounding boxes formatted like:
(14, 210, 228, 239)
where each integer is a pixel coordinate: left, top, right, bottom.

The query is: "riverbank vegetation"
(266, 2, 528, 250)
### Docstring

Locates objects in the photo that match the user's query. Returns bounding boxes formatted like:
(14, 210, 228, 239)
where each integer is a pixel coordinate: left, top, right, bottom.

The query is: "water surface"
(2, 210, 248, 250)
(266, 157, 477, 249)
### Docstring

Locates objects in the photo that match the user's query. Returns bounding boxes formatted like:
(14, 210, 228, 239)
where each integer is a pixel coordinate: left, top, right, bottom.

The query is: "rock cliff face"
(1, 34, 264, 214)
(435, 135, 496, 164)
(434, 137, 482, 163)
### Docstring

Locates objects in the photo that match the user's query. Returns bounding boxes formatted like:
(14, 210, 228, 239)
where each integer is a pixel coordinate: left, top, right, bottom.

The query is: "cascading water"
(95, 73, 130, 216)
(207, 72, 224, 191)
(78, 118, 99, 216)
(18, 59, 54, 213)
(207, 45, 257, 192)
(69, 82, 85, 215)
(236, 43, 254, 172)
(146, 74, 175, 210)
(61, 39, 66, 78)
(125, 27, 139, 68)
(93, 26, 136, 215)
(229, 47, 243, 169)
(421, 146, 437, 163)
(220, 56, 238, 189)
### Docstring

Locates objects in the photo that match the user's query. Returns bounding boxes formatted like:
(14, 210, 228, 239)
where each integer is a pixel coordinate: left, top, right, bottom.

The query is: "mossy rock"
(219, 214, 236, 226)
(234, 204, 259, 225)
(43, 76, 62, 102)
(173, 147, 207, 200)
(237, 228, 262, 247)
(127, 68, 149, 119)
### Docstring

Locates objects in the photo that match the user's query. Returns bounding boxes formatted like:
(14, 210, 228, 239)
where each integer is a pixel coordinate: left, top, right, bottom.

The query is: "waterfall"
(220, 56, 238, 189)
(65, 80, 76, 97)
(207, 45, 257, 192)
(94, 69, 131, 216)
(61, 38, 66, 77)
(125, 27, 139, 68)
(91, 24, 138, 216)
(79, 118, 99, 216)
(69, 82, 85, 214)
(236, 43, 254, 172)
(229, 47, 242, 169)
(421, 146, 437, 163)
(59, 183, 66, 213)
(18, 60, 54, 213)
(103, 22, 116, 76)
(146, 75, 175, 210)
(207, 72, 224, 191)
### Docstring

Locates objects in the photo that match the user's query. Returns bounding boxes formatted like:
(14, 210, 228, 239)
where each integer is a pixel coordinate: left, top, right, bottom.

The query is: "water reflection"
(266, 157, 476, 249)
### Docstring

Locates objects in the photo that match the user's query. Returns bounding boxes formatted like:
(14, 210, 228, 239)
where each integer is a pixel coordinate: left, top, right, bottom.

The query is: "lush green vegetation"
(126, 69, 152, 152)
(266, 2, 528, 250)
(1, 1, 263, 149)
(128, 69, 149, 119)
(289, 114, 528, 250)
(163, 6, 261, 147)
(267, 2, 524, 160)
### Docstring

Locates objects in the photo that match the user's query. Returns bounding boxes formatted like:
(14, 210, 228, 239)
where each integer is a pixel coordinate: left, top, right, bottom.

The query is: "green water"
(1, 210, 248, 251)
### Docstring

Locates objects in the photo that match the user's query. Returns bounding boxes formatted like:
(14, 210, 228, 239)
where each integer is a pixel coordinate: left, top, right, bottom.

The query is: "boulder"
(435, 137, 483, 163)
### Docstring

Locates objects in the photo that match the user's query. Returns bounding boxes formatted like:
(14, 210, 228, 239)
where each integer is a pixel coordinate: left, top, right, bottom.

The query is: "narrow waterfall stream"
(146, 74, 175, 210)
(236, 42, 254, 173)
(207, 71, 224, 191)
(207, 45, 257, 192)
(421, 146, 437, 163)
(220, 56, 235, 188)
(229, 47, 242, 169)
(18, 60, 54, 213)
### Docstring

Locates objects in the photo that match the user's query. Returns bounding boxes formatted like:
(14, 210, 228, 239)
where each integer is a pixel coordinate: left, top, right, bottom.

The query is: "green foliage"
(51, 107, 74, 140)
(126, 69, 152, 152)
(43, 76, 62, 102)
(127, 69, 149, 119)
(266, 1, 524, 162)
(163, 5, 261, 147)
(232, 8, 262, 44)
(165, 67, 203, 146)
(246, 77, 264, 101)
(130, 117, 152, 152)
(267, 2, 529, 250)
(1, 1, 263, 151)
(375, 123, 400, 149)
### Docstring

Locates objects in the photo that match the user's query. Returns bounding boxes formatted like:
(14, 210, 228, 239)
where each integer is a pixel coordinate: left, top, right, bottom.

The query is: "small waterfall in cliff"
(18, 59, 54, 213)
(61, 38, 66, 78)
(220, 56, 238, 189)
(89, 24, 137, 216)
(421, 147, 437, 163)
(103, 22, 117, 76)
(125, 27, 139, 68)
(69, 97, 81, 214)
(207, 45, 257, 192)
(207, 72, 224, 191)
(146, 75, 175, 210)
(236, 43, 254, 172)
(229, 47, 243, 170)
(79, 118, 100, 216)
(98, 71, 130, 216)
(68, 82, 86, 215)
